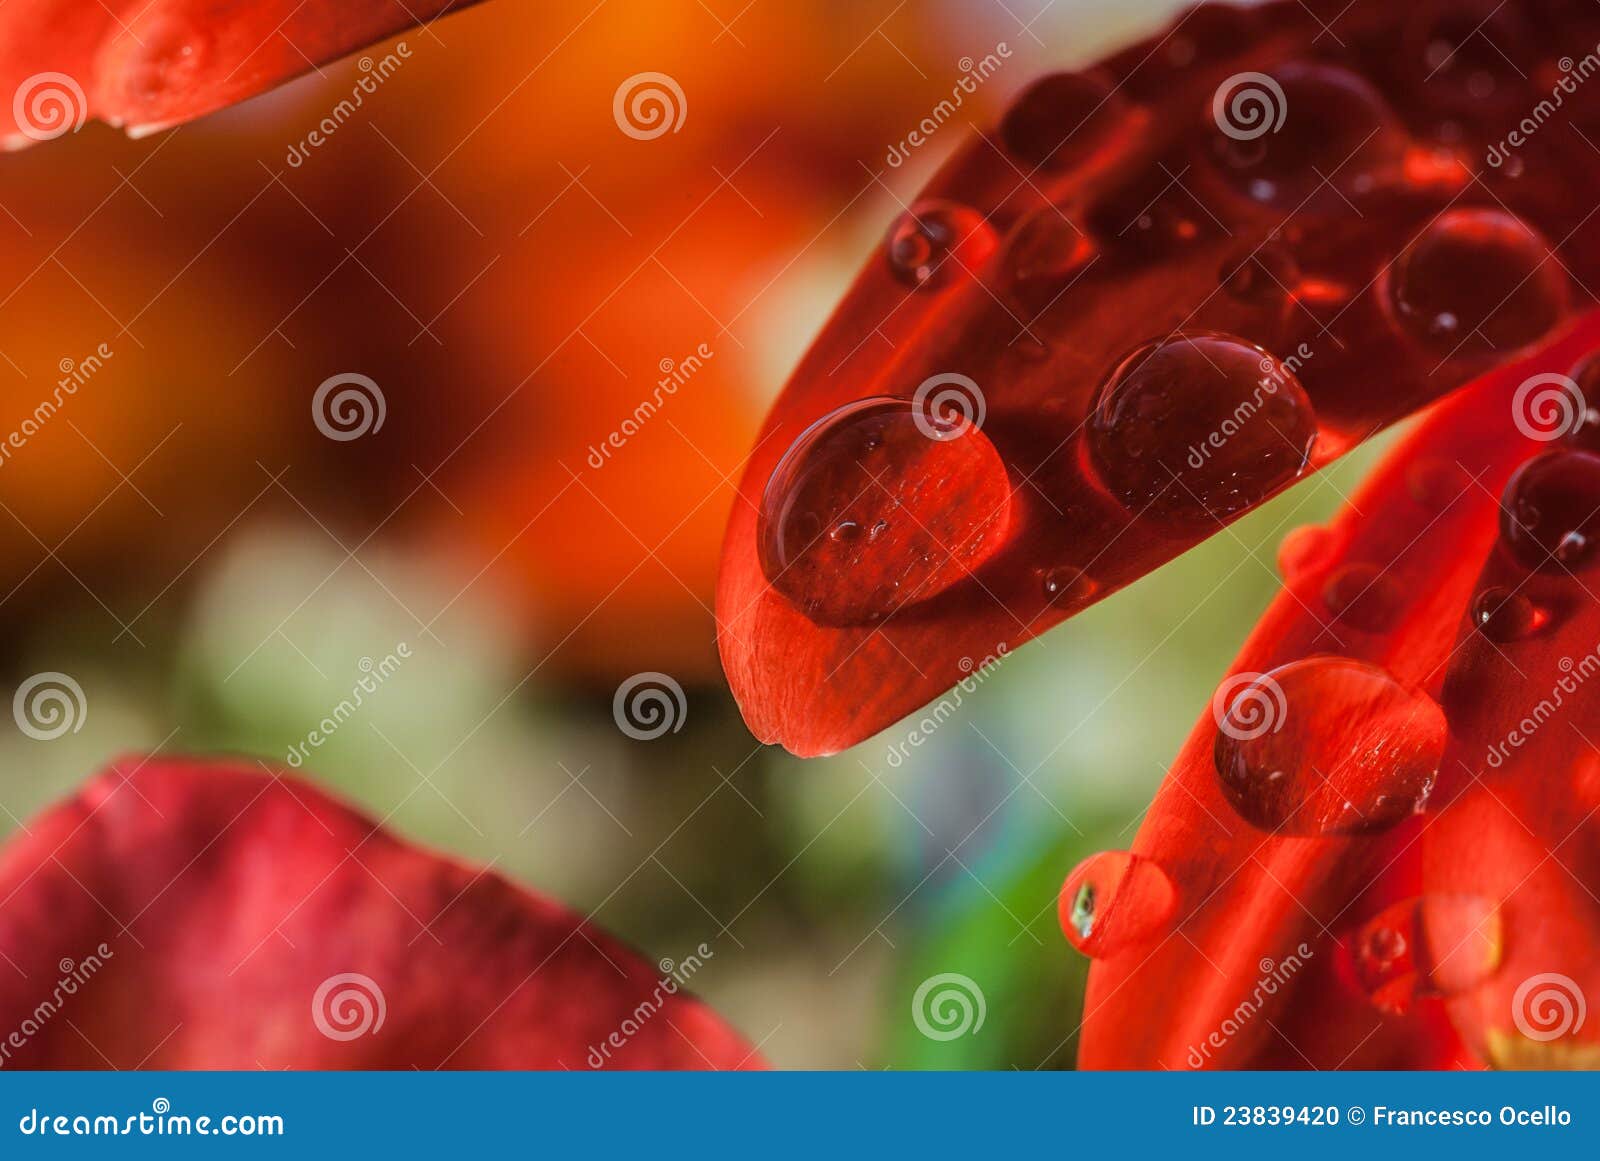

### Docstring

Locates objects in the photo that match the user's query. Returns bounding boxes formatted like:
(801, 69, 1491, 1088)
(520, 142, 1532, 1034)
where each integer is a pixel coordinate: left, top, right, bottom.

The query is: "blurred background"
(0, 0, 1395, 1067)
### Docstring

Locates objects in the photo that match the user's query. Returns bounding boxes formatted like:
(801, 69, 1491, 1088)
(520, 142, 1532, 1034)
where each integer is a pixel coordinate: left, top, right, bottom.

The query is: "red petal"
(1423, 459, 1600, 1066)
(0, 0, 485, 145)
(1075, 318, 1600, 1068)
(0, 757, 755, 1069)
(717, 0, 1600, 755)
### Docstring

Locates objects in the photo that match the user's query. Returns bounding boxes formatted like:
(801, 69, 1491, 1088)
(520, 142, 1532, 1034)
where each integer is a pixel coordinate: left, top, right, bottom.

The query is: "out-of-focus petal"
(0, 756, 755, 1069)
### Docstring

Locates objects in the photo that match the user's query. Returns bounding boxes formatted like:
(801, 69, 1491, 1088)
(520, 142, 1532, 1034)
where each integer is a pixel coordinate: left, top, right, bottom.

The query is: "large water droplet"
(1213, 657, 1447, 835)
(1058, 850, 1176, 958)
(885, 200, 997, 290)
(1322, 562, 1404, 632)
(1087, 332, 1317, 524)
(1499, 450, 1600, 571)
(1560, 351, 1600, 453)
(1347, 895, 1502, 1014)
(1207, 63, 1405, 209)
(999, 71, 1119, 171)
(1387, 209, 1566, 357)
(758, 397, 1011, 625)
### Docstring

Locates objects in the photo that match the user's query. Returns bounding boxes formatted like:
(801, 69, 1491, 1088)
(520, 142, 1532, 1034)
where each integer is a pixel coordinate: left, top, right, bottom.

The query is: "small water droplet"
(1471, 585, 1544, 641)
(1388, 209, 1567, 357)
(1001, 205, 1096, 317)
(885, 200, 997, 290)
(1058, 850, 1176, 958)
(1347, 895, 1501, 1014)
(1500, 450, 1600, 571)
(1219, 242, 1300, 305)
(1039, 565, 1098, 607)
(1214, 657, 1447, 835)
(1087, 332, 1317, 524)
(999, 71, 1119, 170)
(758, 397, 1012, 625)
(1277, 524, 1339, 582)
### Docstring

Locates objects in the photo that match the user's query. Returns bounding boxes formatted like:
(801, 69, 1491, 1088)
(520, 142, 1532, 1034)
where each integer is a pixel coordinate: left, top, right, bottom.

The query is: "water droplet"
(999, 71, 1119, 170)
(1471, 585, 1544, 641)
(758, 397, 1011, 625)
(1001, 205, 1096, 317)
(1277, 524, 1339, 582)
(1058, 850, 1176, 957)
(1500, 449, 1600, 571)
(1347, 895, 1501, 1014)
(1388, 209, 1567, 357)
(1322, 562, 1403, 632)
(1087, 332, 1317, 524)
(885, 200, 997, 290)
(1207, 63, 1405, 210)
(1213, 657, 1447, 835)
(1561, 351, 1600, 453)
(1039, 565, 1098, 607)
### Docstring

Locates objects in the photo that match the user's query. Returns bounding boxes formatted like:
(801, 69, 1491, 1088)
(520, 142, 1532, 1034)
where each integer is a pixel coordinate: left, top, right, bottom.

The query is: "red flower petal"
(0, 0, 485, 146)
(1074, 317, 1600, 1068)
(1422, 460, 1600, 1067)
(717, 0, 1600, 755)
(0, 756, 755, 1069)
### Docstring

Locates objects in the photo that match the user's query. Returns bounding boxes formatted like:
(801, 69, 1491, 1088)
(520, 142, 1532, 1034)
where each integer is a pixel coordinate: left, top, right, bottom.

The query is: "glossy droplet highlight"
(1322, 562, 1404, 632)
(1058, 850, 1176, 958)
(1347, 895, 1502, 1014)
(1471, 585, 1544, 641)
(1499, 450, 1600, 571)
(1040, 565, 1098, 607)
(1213, 657, 1447, 836)
(758, 397, 1011, 626)
(1388, 210, 1566, 356)
(999, 71, 1120, 170)
(885, 200, 997, 290)
(1087, 332, 1317, 524)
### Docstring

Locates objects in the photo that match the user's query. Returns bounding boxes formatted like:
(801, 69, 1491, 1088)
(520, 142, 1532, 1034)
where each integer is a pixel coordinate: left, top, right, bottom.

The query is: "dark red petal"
(1075, 318, 1600, 1069)
(0, 0, 485, 146)
(0, 757, 755, 1069)
(1423, 459, 1600, 1066)
(717, 0, 1600, 755)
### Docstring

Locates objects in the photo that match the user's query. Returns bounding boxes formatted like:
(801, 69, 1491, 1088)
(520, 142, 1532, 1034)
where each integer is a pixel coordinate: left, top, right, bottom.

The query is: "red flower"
(717, 0, 1600, 1065)
(0, 0, 485, 145)
(0, 757, 756, 1069)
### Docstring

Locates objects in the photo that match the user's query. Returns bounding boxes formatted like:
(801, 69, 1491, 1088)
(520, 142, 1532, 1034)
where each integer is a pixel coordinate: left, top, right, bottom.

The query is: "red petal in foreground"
(1424, 451, 1600, 1067)
(0, 756, 755, 1069)
(1074, 317, 1600, 1069)
(0, 0, 486, 146)
(717, 0, 1600, 755)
